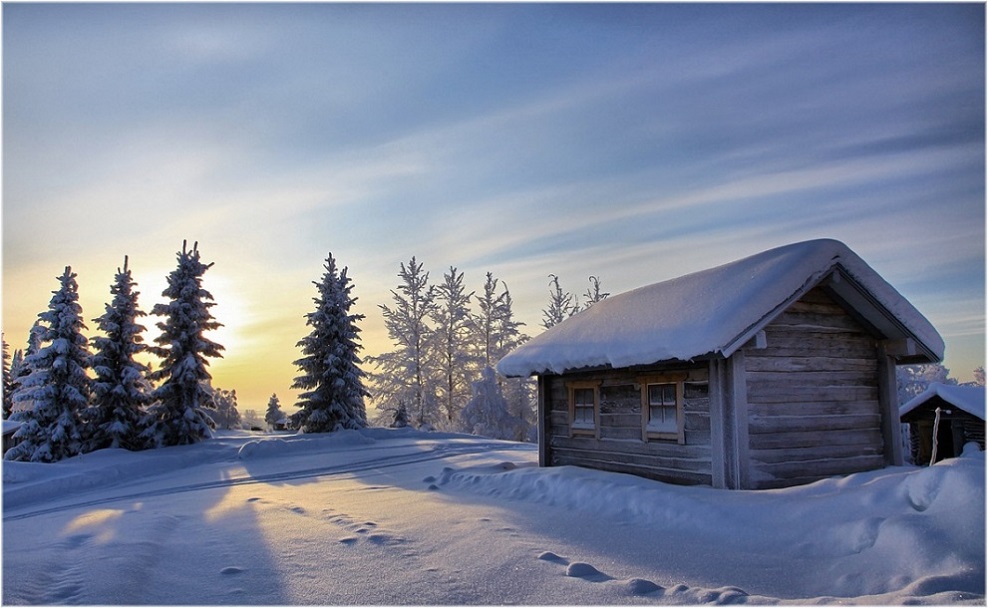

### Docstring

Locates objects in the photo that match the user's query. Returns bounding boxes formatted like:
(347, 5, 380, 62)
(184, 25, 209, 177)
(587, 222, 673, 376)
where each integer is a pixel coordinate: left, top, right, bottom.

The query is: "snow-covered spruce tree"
(142, 241, 224, 448)
(85, 257, 152, 452)
(2, 335, 13, 419)
(542, 274, 579, 329)
(368, 257, 438, 428)
(460, 366, 521, 440)
(9, 322, 45, 419)
(430, 267, 475, 429)
(292, 253, 369, 433)
(5, 267, 92, 462)
(7, 348, 24, 417)
(264, 393, 285, 429)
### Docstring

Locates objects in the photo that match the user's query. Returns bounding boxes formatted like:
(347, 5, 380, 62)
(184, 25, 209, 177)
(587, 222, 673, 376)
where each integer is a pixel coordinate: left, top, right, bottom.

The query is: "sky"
(2, 3, 985, 412)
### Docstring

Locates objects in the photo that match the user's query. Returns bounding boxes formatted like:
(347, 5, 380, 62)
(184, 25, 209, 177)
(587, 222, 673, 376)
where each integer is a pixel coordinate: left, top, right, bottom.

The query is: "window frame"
(566, 380, 601, 438)
(638, 372, 687, 444)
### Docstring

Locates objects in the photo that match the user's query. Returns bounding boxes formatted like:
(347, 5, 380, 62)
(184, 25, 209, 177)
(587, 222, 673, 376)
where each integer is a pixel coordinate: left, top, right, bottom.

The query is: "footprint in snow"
(626, 578, 664, 596)
(537, 551, 568, 564)
(537, 551, 664, 596)
(220, 566, 244, 575)
(566, 562, 610, 581)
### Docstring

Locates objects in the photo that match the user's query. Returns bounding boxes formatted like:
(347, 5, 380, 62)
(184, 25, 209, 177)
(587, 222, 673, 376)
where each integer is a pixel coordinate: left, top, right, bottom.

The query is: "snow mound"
(237, 430, 375, 460)
(437, 449, 984, 601)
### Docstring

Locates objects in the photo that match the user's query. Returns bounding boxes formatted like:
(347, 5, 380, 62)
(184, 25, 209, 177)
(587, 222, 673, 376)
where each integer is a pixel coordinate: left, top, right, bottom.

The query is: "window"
(567, 381, 600, 437)
(639, 373, 698, 443)
(646, 383, 677, 434)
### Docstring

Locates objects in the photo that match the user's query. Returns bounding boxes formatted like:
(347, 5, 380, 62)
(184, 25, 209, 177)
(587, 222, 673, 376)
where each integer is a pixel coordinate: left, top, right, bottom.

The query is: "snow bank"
(498, 239, 944, 377)
(436, 448, 984, 601)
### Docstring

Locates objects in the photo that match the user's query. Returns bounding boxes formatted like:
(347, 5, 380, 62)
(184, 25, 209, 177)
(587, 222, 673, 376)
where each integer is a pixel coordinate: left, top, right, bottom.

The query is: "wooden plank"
(684, 412, 711, 432)
(749, 444, 884, 464)
(684, 429, 712, 445)
(550, 445, 712, 473)
(748, 400, 880, 417)
(746, 369, 878, 386)
(744, 355, 877, 373)
(752, 454, 886, 480)
(599, 426, 644, 441)
(749, 427, 883, 450)
(599, 413, 641, 428)
(785, 299, 847, 315)
(550, 435, 713, 459)
(551, 453, 713, 486)
(770, 310, 869, 332)
(748, 413, 881, 434)
(746, 384, 878, 404)
(549, 447, 713, 480)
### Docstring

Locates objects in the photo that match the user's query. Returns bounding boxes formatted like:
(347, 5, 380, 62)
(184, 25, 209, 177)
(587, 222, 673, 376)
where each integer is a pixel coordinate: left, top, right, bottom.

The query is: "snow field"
(3, 428, 983, 605)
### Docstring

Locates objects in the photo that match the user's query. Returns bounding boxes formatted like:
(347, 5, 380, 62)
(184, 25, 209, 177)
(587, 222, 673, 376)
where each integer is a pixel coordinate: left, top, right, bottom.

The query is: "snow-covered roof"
(900, 383, 986, 421)
(498, 239, 944, 377)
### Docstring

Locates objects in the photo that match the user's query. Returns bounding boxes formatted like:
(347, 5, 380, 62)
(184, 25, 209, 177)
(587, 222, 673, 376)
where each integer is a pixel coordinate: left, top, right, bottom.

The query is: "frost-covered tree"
(264, 393, 286, 428)
(473, 272, 508, 370)
(6, 267, 92, 462)
(973, 367, 985, 387)
(430, 267, 475, 428)
(142, 241, 224, 447)
(85, 257, 151, 452)
(369, 257, 438, 427)
(209, 386, 242, 430)
(583, 275, 610, 309)
(390, 401, 410, 428)
(460, 367, 521, 440)
(469, 275, 532, 440)
(292, 253, 369, 433)
(542, 274, 579, 329)
(896, 363, 957, 405)
(2, 335, 13, 419)
(241, 408, 263, 430)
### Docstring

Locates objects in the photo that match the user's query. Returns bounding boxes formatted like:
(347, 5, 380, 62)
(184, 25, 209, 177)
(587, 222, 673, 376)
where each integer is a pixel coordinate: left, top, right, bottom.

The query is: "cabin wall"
(541, 365, 713, 486)
(742, 287, 885, 489)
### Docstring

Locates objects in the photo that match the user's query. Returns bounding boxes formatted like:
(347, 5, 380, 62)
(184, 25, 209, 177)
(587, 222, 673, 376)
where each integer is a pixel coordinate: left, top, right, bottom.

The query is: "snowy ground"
(2, 428, 984, 605)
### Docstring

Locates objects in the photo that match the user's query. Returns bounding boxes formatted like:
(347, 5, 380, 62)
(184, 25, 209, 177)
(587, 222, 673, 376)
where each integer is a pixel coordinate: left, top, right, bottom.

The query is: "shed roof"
(498, 239, 944, 377)
(900, 383, 985, 421)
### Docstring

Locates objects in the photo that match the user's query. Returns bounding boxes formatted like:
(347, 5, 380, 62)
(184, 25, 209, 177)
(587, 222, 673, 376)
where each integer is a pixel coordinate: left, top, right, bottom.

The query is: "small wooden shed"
(498, 239, 944, 490)
(900, 383, 985, 465)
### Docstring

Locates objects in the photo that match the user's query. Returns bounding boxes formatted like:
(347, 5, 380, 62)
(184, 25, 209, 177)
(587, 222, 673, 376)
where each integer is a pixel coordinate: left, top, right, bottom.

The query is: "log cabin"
(497, 239, 945, 490)
(900, 383, 985, 465)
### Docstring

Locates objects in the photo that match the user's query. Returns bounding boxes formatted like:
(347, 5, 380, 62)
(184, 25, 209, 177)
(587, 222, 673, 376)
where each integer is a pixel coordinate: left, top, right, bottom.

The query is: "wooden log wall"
(743, 286, 886, 489)
(543, 366, 713, 486)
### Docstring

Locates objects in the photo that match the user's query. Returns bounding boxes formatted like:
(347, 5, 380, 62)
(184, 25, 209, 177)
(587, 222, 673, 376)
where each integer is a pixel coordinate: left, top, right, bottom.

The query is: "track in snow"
(4, 440, 528, 523)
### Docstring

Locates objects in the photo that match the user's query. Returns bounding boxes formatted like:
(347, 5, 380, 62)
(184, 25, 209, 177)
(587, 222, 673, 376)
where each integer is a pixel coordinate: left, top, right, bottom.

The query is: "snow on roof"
(498, 239, 945, 377)
(900, 383, 986, 421)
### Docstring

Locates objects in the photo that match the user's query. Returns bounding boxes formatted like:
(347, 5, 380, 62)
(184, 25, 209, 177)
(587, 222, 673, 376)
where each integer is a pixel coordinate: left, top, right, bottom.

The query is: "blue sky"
(3, 3, 984, 408)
